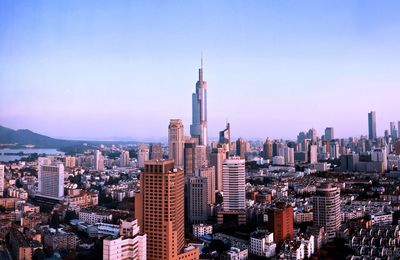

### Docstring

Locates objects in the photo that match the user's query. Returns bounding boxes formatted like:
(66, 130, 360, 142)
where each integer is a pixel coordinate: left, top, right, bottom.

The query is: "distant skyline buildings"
(2, 1, 400, 140)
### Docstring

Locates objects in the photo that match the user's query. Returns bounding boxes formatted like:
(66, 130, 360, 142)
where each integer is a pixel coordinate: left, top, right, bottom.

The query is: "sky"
(1, 0, 400, 141)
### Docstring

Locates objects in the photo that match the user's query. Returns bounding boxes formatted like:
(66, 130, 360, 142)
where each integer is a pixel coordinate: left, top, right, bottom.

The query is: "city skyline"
(1, 1, 400, 140)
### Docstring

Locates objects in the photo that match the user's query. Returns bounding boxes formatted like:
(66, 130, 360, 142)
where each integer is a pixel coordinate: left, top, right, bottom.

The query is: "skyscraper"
(168, 119, 185, 168)
(183, 142, 195, 177)
(186, 176, 208, 224)
(222, 157, 245, 211)
(398, 121, 400, 139)
(135, 159, 199, 260)
(199, 166, 216, 204)
(0, 165, 4, 196)
(329, 140, 340, 159)
(184, 142, 207, 177)
(120, 150, 130, 167)
(190, 60, 208, 146)
(390, 122, 397, 139)
(307, 128, 317, 143)
(210, 147, 226, 192)
(309, 144, 318, 164)
(38, 162, 64, 199)
(149, 143, 163, 160)
(324, 127, 334, 141)
(94, 150, 104, 171)
(312, 183, 340, 241)
(137, 144, 149, 169)
(263, 139, 273, 160)
(236, 138, 247, 160)
(368, 111, 377, 140)
(283, 147, 294, 165)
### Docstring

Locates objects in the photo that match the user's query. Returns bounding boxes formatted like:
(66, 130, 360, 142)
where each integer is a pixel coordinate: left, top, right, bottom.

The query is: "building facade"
(312, 183, 341, 241)
(135, 159, 198, 260)
(168, 119, 185, 168)
(222, 157, 245, 211)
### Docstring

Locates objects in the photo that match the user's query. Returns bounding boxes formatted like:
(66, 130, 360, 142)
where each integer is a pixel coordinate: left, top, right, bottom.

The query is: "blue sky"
(1, 1, 399, 140)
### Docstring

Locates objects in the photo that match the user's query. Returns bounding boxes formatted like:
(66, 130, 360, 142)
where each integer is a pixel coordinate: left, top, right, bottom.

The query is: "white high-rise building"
(137, 144, 149, 169)
(222, 157, 245, 211)
(94, 150, 104, 171)
(0, 165, 4, 196)
(38, 162, 64, 199)
(312, 183, 340, 241)
(168, 119, 185, 168)
(309, 145, 318, 164)
(120, 150, 130, 167)
(103, 218, 146, 260)
(250, 231, 276, 258)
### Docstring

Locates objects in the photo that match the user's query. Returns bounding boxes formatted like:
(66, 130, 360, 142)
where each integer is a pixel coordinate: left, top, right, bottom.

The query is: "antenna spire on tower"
(201, 52, 203, 70)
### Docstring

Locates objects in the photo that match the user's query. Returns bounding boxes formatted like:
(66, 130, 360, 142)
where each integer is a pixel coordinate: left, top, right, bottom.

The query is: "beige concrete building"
(168, 119, 185, 168)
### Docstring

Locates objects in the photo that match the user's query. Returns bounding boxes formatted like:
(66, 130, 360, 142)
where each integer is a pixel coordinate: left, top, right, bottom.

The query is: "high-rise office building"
(120, 150, 130, 167)
(263, 139, 273, 160)
(309, 144, 318, 164)
(390, 122, 397, 140)
(184, 142, 207, 177)
(398, 121, 400, 139)
(210, 148, 226, 192)
(195, 145, 207, 170)
(184, 142, 196, 177)
(297, 131, 307, 145)
(236, 138, 247, 160)
(368, 111, 377, 140)
(0, 165, 4, 196)
(267, 202, 294, 244)
(186, 176, 208, 224)
(199, 166, 216, 204)
(38, 162, 64, 199)
(283, 147, 294, 165)
(190, 60, 208, 146)
(329, 140, 340, 159)
(324, 127, 334, 141)
(312, 183, 340, 241)
(135, 159, 198, 260)
(94, 150, 104, 171)
(137, 144, 149, 169)
(307, 128, 317, 143)
(341, 154, 359, 172)
(168, 119, 185, 168)
(273, 141, 284, 157)
(222, 157, 245, 211)
(149, 143, 163, 160)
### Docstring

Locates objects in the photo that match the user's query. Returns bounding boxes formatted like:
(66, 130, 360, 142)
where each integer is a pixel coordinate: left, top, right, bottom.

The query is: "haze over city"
(1, 1, 400, 140)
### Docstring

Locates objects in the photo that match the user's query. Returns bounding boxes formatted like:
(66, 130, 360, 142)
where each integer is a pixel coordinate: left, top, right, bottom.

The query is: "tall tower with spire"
(190, 58, 208, 146)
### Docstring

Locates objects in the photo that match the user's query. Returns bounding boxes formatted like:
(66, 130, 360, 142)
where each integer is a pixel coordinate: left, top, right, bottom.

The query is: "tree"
(50, 211, 60, 229)
(64, 210, 78, 224)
